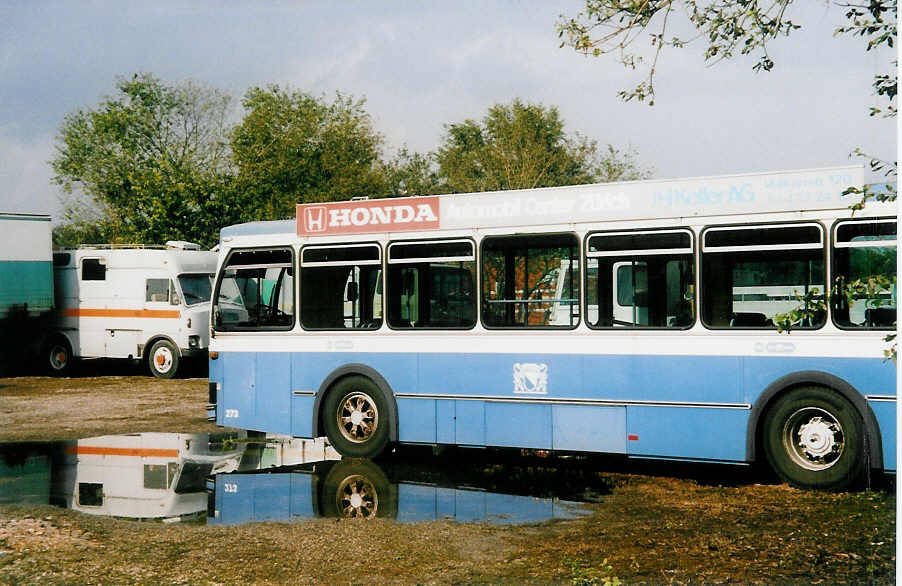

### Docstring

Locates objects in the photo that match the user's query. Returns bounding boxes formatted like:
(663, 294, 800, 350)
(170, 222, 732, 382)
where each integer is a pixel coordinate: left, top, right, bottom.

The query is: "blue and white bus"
(208, 165, 896, 490)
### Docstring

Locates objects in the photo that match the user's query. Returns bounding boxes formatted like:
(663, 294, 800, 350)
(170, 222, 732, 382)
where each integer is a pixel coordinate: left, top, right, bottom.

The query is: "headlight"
(189, 335, 200, 348)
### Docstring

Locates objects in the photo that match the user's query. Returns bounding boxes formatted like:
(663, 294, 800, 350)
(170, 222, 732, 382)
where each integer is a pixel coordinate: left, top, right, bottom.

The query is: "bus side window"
(481, 233, 579, 329)
(387, 239, 476, 329)
(586, 229, 694, 329)
(301, 244, 382, 330)
(212, 248, 295, 331)
(701, 223, 825, 329)
(831, 219, 896, 329)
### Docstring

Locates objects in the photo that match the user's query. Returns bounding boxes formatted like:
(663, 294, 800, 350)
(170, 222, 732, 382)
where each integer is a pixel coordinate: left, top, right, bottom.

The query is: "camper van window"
(81, 258, 106, 281)
(178, 274, 214, 306)
(78, 482, 103, 507)
(143, 464, 168, 489)
(146, 279, 171, 303)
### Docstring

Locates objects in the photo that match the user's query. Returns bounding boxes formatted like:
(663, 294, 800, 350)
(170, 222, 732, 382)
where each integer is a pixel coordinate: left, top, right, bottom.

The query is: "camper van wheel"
(148, 339, 180, 379)
(46, 337, 73, 376)
(323, 376, 390, 458)
(761, 386, 866, 491)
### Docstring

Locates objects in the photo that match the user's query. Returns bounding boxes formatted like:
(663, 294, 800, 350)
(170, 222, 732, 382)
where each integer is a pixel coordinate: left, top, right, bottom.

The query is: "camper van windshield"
(178, 274, 213, 306)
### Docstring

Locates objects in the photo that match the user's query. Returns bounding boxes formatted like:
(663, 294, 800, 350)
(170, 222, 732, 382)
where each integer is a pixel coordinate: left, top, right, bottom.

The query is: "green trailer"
(0, 213, 54, 374)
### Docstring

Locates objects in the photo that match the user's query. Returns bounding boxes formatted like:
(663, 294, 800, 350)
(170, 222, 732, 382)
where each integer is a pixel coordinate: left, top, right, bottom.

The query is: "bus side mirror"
(346, 282, 358, 302)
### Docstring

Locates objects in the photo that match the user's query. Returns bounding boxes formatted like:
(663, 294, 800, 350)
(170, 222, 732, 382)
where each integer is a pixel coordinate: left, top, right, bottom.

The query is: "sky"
(0, 1, 896, 221)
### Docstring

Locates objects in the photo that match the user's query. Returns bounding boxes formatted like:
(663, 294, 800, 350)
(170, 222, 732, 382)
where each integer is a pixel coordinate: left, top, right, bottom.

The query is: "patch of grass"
(566, 556, 621, 586)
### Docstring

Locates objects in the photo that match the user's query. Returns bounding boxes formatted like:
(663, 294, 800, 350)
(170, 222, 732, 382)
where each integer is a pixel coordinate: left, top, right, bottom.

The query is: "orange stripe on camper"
(62, 308, 181, 319)
(66, 446, 181, 458)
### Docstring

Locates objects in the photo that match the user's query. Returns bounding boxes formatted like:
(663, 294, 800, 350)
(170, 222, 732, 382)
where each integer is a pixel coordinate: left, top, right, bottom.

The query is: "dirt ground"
(0, 372, 896, 584)
(0, 371, 217, 443)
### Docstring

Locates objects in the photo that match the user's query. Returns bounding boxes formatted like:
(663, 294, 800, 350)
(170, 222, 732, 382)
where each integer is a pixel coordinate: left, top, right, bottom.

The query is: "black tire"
(323, 376, 390, 458)
(762, 386, 867, 491)
(319, 459, 397, 519)
(46, 336, 74, 377)
(147, 339, 180, 379)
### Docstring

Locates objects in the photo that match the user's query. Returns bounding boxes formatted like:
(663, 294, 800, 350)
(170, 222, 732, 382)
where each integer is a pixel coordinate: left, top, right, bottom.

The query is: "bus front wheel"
(147, 339, 179, 379)
(323, 376, 390, 458)
(762, 386, 866, 491)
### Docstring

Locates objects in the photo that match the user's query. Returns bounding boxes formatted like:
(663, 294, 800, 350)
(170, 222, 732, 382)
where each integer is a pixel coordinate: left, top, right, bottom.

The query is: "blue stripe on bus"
(210, 351, 896, 469)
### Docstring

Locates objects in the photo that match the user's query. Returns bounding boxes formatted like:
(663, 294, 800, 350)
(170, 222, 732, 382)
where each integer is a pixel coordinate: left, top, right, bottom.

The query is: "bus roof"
(221, 165, 878, 242)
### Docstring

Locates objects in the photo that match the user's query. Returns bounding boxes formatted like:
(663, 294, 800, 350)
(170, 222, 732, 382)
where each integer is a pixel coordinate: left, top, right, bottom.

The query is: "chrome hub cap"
(337, 392, 378, 444)
(783, 407, 844, 471)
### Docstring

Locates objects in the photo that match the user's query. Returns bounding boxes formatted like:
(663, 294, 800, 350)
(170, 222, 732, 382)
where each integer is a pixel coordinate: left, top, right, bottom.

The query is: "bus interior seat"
(865, 307, 896, 327)
(730, 312, 769, 327)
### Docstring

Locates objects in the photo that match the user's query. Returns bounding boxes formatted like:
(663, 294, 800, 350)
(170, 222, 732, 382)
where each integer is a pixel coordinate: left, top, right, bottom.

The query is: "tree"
(230, 86, 388, 220)
(382, 147, 444, 197)
(51, 73, 237, 249)
(434, 99, 649, 193)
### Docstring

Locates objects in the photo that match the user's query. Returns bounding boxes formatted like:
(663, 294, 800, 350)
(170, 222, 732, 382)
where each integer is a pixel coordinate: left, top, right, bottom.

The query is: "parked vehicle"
(208, 165, 896, 491)
(48, 242, 217, 377)
(0, 213, 53, 375)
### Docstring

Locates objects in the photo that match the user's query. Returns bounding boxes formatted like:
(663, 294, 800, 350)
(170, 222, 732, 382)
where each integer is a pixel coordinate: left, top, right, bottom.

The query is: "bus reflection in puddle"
(211, 457, 595, 525)
(0, 433, 603, 525)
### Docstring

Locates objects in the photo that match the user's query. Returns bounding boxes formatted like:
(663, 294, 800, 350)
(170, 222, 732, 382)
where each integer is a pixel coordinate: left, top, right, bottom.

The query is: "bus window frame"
(830, 216, 897, 332)
(212, 246, 297, 333)
(479, 231, 581, 331)
(699, 220, 827, 331)
(299, 241, 384, 332)
(583, 227, 696, 331)
(385, 237, 478, 331)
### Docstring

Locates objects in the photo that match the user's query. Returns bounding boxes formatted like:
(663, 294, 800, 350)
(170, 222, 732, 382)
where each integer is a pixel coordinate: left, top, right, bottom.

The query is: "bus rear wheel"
(762, 386, 866, 491)
(323, 376, 390, 458)
(147, 339, 179, 379)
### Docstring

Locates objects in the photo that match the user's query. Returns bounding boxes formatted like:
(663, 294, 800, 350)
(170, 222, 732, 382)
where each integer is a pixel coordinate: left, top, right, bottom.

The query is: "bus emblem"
(513, 363, 548, 395)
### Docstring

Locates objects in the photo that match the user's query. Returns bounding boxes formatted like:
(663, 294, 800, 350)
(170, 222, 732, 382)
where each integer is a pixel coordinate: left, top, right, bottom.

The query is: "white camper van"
(47, 242, 217, 378)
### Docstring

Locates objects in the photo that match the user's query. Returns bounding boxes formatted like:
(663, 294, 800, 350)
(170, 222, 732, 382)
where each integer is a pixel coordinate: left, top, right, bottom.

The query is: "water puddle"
(0, 433, 613, 525)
